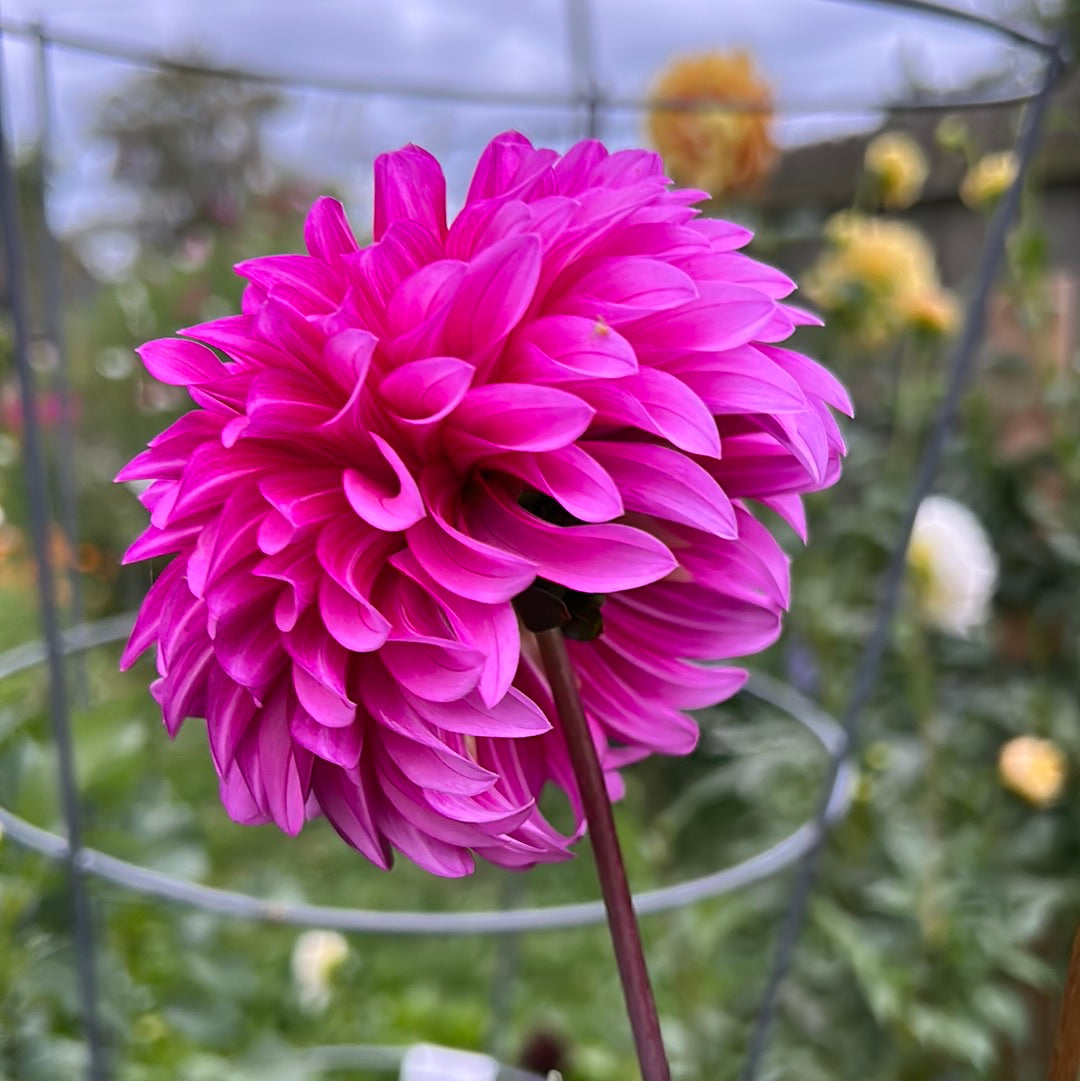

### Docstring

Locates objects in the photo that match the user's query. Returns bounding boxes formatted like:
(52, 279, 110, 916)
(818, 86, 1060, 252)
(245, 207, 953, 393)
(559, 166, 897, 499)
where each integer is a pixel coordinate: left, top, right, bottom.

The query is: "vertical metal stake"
(34, 23, 88, 704)
(565, 0, 601, 140)
(0, 20, 107, 1081)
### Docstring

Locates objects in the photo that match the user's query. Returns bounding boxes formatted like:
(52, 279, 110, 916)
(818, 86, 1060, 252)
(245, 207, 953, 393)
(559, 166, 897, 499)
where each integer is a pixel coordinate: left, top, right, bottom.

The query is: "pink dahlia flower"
(119, 132, 850, 877)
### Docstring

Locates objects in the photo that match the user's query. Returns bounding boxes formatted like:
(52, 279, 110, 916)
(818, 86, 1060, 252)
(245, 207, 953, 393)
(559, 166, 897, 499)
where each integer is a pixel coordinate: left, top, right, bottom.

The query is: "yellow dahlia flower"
(647, 50, 777, 200)
(807, 213, 954, 345)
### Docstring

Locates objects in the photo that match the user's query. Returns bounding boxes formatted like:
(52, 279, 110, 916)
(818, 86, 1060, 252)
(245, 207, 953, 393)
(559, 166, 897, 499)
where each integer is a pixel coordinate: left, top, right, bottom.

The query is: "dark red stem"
(536, 628, 671, 1081)
(1049, 926, 1080, 1081)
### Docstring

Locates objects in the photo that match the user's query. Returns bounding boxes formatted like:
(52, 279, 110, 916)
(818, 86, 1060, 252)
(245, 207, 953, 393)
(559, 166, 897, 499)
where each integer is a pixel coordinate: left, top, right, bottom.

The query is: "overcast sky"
(0, 0, 1050, 243)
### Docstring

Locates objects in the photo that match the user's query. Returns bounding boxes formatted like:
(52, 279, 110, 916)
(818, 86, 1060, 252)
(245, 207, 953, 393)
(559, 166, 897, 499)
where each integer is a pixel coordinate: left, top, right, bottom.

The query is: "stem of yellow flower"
(536, 628, 671, 1081)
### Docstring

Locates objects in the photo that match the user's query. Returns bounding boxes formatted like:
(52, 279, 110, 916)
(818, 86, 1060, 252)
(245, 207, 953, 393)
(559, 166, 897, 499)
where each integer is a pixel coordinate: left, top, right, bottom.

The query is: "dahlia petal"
(465, 483, 676, 593)
(313, 761, 393, 869)
(137, 339, 223, 386)
(465, 130, 538, 203)
(323, 327, 377, 389)
(447, 383, 594, 459)
(286, 610, 349, 699)
(408, 467, 537, 603)
(379, 763, 532, 840)
(380, 731, 497, 796)
(316, 520, 398, 602)
(254, 293, 327, 374)
(623, 282, 775, 354)
(120, 560, 184, 669)
(599, 629, 749, 709)
(442, 234, 542, 358)
(407, 516, 535, 603)
(552, 256, 698, 319)
(122, 522, 202, 563)
(318, 576, 391, 653)
(219, 764, 270, 825)
(617, 584, 783, 658)
(677, 251, 795, 299)
(246, 369, 337, 434)
(695, 218, 755, 251)
(376, 807, 474, 877)
(402, 685, 552, 737)
(390, 548, 521, 708)
(344, 433, 425, 531)
(259, 469, 344, 527)
(591, 221, 709, 260)
(234, 254, 345, 312)
(181, 314, 293, 370)
(304, 196, 359, 263)
(486, 445, 623, 524)
(570, 645, 700, 755)
(292, 662, 356, 728)
(257, 509, 295, 555)
(759, 492, 809, 541)
(206, 669, 258, 774)
(446, 198, 534, 261)
(373, 143, 448, 242)
(158, 638, 214, 736)
(380, 262, 463, 347)
(508, 314, 638, 382)
(762, 344, 854, 416)
(233, 690, 310, 836)
(673, 513, 791, 609)
(379, 356, 475, 423)
(589, 441, 737, 537)
(572, 368, 721, 458)
(212, 594, 283, 690)
(664, 346, 809, 416)
(379, 637, 484, 703)
(290, 707, 363, 769)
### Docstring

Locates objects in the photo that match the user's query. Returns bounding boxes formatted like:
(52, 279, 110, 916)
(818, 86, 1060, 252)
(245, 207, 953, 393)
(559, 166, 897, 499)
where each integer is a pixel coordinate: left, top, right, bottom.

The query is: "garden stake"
(537, 628, 671, 1081)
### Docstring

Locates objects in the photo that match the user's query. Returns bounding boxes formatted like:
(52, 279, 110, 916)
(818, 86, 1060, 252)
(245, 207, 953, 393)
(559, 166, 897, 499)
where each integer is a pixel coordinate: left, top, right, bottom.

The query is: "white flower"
(291, 929, 349, 1012)
(906, 495, 998, 636)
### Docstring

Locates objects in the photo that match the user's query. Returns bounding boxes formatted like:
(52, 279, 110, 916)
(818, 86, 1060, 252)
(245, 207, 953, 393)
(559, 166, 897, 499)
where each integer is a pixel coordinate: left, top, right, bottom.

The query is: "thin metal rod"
(34, 24, 88, 704)
(1048, 927, 1080, 1081)
(739, 35, 1065, 1081)
(565, 0, 600, 139)
(0, 19, 107, 1081)
(0, 622, 855, 935)
(0, 15, 1056, 116)
(536, 629, 671, 1081)
(831, 0, 1062, 55)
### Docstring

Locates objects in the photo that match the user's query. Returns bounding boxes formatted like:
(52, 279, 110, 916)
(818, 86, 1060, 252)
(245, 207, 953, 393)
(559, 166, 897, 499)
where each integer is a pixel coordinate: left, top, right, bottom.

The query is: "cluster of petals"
(119, 131, 850, 877)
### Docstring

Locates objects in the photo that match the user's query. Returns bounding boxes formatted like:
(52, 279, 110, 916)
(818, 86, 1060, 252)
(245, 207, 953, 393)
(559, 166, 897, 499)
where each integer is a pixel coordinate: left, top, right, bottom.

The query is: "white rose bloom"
(291, 929, 349, 1011)
(906, 495, 998, 636)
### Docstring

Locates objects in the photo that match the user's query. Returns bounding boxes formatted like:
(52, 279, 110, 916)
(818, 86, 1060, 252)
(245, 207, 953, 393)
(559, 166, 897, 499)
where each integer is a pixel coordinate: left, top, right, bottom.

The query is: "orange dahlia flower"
(647, 50, 777, 201)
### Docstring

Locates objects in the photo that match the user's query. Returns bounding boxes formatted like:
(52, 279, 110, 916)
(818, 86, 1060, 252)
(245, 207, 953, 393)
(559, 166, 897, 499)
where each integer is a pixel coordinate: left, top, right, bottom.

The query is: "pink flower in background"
(119, 132, 849, 876)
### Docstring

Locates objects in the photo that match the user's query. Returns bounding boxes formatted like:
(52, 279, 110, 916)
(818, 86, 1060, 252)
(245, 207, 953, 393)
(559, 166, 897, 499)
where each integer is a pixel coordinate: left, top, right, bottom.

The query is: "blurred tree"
(94, 63, 281, 255)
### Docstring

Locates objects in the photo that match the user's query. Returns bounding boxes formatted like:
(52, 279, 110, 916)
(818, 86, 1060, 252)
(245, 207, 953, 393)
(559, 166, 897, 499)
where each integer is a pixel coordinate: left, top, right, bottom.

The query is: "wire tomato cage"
(0, 2, 1068, 1078)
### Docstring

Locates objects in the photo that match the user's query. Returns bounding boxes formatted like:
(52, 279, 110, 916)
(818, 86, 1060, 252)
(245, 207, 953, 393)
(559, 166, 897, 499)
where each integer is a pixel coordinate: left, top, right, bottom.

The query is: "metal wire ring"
(0, 615, 854, 935)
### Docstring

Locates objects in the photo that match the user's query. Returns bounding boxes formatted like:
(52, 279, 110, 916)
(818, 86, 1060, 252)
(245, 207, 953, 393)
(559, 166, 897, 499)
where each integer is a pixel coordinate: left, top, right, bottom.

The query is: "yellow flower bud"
(960, 151, 1018, 211)
(999, 736, 1066, 807)
(864, 132, 928, 210)
(934, 115, 969, 154)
